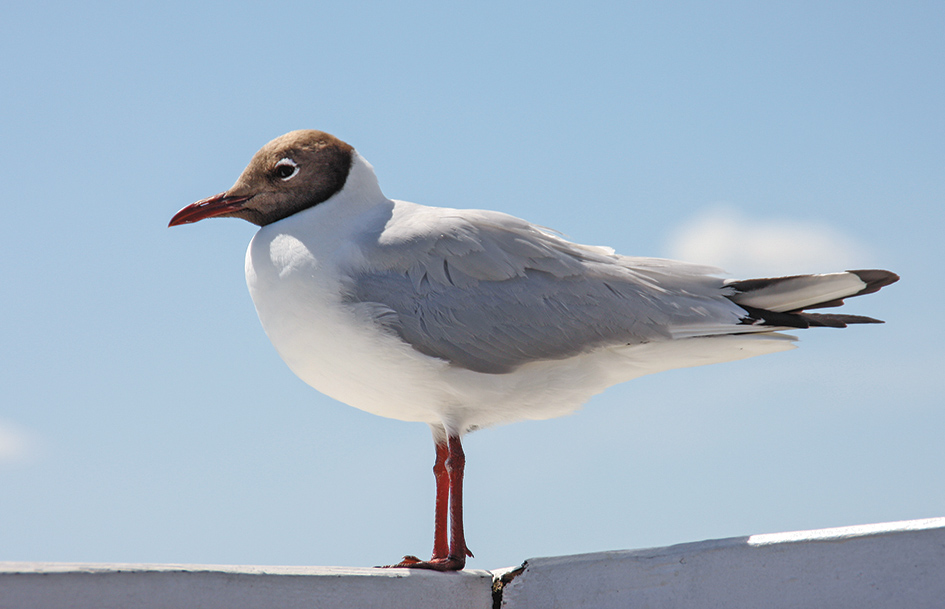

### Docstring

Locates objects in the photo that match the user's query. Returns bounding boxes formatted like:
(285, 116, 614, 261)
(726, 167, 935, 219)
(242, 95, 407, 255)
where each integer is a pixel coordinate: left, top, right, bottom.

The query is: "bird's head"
(169, 130, 354, 228)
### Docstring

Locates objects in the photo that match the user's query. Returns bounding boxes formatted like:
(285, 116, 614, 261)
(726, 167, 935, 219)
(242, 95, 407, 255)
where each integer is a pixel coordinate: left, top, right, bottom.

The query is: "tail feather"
(725, 269, 899, 329)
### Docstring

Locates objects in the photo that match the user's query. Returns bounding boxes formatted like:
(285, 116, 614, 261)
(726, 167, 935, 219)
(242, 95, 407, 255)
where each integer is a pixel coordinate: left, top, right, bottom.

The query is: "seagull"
(169, 130, 898, 571)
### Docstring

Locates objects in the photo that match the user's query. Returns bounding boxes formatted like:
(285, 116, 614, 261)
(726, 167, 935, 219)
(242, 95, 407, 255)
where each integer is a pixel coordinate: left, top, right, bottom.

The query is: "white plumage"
(245, 152, 804, 433)
(170, 130, 897, 570)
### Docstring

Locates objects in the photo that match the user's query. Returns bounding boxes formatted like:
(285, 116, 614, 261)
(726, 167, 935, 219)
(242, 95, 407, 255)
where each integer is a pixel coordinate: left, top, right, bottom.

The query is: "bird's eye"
(273, 158, 299, 181)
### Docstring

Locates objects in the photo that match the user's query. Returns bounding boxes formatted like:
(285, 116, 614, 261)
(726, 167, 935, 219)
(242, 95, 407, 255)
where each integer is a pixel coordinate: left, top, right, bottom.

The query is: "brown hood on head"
(169, 130, 355, 228)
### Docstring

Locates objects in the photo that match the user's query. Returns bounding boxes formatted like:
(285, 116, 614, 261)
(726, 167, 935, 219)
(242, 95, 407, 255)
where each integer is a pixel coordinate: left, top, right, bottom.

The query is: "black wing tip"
(734, 270, 897, 329)
(848, 269, 900, 296)
(729, 269, 900, 297)
(738, 307, 886, 329)
(801, 312, 886, 327)
(791, 270, 900, 312)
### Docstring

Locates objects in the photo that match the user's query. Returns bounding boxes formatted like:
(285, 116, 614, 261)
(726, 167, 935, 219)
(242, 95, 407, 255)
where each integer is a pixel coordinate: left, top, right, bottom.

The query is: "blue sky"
(2, 2, 942, 569)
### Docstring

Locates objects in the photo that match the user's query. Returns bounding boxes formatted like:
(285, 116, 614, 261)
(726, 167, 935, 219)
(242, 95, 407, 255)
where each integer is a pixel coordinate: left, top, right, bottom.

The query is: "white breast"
(244, 201, 459, 425)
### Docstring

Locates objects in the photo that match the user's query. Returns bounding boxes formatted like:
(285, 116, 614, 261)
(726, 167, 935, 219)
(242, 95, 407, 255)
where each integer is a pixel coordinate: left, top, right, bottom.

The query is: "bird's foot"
(380, 553, 468, 571)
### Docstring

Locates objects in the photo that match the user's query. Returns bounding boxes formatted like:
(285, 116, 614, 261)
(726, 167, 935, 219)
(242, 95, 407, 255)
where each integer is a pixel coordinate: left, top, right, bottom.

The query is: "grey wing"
(346, 206, 748, 374)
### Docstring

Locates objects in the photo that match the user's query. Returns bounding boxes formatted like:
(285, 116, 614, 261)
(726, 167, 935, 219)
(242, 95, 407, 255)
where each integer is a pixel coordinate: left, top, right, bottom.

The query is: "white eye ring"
(274, 158, 300, 181)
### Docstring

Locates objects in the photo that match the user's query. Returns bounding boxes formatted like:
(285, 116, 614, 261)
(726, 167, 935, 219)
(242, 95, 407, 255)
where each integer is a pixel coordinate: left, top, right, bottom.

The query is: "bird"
(169, 129, 898, 571)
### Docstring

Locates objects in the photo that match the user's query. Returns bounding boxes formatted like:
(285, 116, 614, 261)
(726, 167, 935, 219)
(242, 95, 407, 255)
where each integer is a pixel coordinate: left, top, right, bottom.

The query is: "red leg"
(445, 434, 472, 564)
(383, 434, 470, 571)
(431, 439, 450, 559)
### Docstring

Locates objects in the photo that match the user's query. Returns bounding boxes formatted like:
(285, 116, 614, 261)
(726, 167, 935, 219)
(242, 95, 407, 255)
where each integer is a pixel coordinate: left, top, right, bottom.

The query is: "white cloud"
(665, 206, 872, 278)
(0, 420, 41, 466)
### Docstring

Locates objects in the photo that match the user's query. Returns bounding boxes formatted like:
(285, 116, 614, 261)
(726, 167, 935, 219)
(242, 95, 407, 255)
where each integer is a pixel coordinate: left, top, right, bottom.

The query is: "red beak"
(168, 193, 254, 227)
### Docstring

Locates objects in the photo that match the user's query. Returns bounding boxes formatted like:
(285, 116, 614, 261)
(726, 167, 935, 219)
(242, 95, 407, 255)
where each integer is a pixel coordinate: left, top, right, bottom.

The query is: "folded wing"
(345, 205, 898, 374)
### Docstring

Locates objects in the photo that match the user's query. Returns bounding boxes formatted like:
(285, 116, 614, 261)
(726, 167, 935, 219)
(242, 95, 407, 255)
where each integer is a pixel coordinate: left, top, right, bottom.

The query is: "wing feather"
(344, 203, 746, 373)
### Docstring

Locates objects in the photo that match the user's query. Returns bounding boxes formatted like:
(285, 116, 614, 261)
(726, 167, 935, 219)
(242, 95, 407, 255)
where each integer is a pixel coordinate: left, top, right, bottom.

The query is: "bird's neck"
(341, 152, 387, 207)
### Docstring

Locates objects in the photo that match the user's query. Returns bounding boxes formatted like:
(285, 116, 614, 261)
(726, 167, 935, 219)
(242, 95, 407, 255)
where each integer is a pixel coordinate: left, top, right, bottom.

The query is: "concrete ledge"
(0, 563, 494, 609)
(4, 517, 943, 609)
(498, 517, 945, 608)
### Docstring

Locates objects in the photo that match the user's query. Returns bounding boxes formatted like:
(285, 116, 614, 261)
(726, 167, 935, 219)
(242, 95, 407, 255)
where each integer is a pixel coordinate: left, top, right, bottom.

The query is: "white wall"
(499, 517, 945, 608)
(0, 564, 494, 609)
(3, 517, 943, 609)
